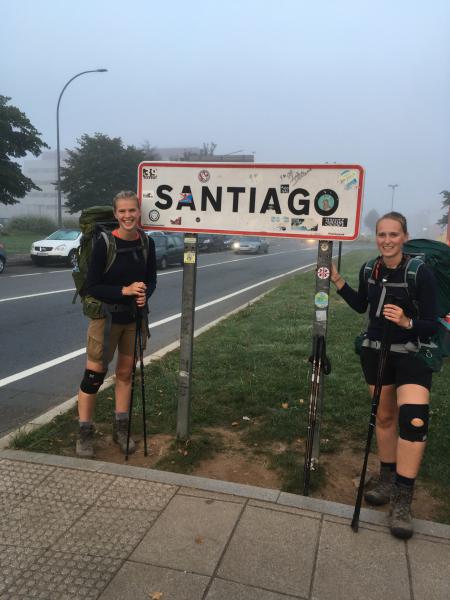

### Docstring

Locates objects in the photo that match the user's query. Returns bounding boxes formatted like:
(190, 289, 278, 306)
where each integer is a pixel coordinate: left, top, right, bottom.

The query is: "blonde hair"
(376, 211, 408, 234)
(112, 190, 139, 210)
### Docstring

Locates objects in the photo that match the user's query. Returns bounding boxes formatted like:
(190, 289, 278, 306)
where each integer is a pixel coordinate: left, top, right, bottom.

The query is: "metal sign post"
(303, 240, 333, 495)
(176, 234, 198, 440)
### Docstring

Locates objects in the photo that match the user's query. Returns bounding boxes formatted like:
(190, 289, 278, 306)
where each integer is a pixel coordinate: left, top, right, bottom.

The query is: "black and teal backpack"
(362, 239, 450, 371)
(72, 205, 149, 319)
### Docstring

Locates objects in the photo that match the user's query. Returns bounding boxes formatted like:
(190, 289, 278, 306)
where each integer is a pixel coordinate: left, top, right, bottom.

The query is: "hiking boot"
(76, 424, 95, 459)
(389, 483, 414, 539)
(364, 465, 395, 506)
(113, 418, 136, 454)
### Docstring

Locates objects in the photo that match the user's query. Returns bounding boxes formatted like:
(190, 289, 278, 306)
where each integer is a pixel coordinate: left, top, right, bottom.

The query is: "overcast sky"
(2, 0, 449, 231)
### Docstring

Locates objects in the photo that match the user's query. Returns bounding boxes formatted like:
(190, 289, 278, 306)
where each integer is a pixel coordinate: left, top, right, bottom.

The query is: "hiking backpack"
(72, 205, 149, 319)
(361, 239, 450, 371)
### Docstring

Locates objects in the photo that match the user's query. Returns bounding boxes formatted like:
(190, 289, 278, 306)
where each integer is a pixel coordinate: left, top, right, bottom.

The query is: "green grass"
(10, 248, 450, 517)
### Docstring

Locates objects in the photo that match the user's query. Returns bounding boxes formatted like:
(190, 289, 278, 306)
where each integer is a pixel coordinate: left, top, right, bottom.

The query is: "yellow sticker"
(184, 251, 196, 264)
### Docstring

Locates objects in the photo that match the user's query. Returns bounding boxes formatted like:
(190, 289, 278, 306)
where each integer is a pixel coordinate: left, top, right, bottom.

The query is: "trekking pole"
(125, 307, 140, 461)
(137, 308, 149, 456)
(351, 319, 392, 532)
(303, 335, 324, 496)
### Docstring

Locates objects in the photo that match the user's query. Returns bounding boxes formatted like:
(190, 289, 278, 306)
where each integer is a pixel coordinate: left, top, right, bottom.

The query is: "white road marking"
(0, 289, 75, 303)
(9, 269, 72, 278)
(0, 261, 315, 388)
(0, 249, 309, 300)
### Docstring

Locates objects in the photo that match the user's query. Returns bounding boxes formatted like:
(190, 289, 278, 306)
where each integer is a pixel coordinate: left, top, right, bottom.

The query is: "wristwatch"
(406, 318, 413, 330)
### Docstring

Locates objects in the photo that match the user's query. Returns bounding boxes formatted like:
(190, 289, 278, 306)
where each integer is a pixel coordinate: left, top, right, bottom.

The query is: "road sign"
(138, 162, 364, 240)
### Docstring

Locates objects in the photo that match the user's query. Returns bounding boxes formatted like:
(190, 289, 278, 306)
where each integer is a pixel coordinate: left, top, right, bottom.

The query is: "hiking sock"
(380, 461, 396, 472)
(115, 412, 128, 421)
(79, 420, 93, 428)
(395, 473, 415, 488)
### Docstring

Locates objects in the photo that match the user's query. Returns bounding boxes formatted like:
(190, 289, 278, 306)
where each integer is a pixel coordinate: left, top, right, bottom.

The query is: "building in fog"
(0, 148, 254, 224)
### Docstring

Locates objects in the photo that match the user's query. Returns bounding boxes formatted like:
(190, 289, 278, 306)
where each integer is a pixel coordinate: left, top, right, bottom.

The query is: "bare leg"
(114, 353, 134, 413)
(368, 384, 398, 462)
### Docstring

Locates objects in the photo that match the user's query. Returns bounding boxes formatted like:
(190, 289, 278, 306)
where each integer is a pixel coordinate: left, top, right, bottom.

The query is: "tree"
(437, 190, 450, 228)
(60, 133, 158, 213)
(364, 208, 380, 232)
(0, 95, 49, 205)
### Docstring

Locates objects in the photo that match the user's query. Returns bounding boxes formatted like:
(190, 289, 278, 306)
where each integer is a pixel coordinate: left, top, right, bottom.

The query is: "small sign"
(315, 292, 329, 309)
(317, 267, 330, 280)
(184, 251, 196, 264)
(138, 162, 364, 240)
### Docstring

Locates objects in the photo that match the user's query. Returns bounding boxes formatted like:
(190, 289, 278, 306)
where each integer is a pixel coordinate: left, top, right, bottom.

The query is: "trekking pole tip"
(350, 516, 359, 533)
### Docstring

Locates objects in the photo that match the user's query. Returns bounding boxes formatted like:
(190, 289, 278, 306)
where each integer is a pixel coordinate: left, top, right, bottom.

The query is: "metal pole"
(337, 241, 343, 272)
(388, 184, 398, 212)
(56, 69, 107, 228)
(176, 233, 198, 440)
(308, 241, 333, 475)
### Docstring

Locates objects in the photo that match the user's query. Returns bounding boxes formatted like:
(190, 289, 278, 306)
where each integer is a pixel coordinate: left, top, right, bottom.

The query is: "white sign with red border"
(138, 162, 364, 240)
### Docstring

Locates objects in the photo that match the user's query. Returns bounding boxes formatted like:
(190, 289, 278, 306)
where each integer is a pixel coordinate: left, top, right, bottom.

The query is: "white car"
(30, 229, 81, 267)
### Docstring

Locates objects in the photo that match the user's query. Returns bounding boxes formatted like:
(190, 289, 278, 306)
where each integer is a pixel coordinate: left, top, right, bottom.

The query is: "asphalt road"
(0, 239, 361, 436)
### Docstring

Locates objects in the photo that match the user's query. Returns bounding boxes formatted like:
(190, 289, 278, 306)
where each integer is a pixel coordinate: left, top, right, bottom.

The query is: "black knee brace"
(80, 369, 106, 394)
(399, 404, 429, 442)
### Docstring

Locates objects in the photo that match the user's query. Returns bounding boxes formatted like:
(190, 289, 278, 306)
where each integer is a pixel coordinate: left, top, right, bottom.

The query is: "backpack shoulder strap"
(100, 230, 117, 274)
(138, 229, 149, 264)
(404, 256, 423, 304)
(364, 257, 378, 284)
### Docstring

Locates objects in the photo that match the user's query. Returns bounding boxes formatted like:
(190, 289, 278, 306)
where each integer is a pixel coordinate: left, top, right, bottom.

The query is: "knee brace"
(399, 404, 429, 442)
(80, 369, 106, 394)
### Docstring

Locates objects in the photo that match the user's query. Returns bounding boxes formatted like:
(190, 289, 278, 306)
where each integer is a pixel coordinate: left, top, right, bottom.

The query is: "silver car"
(232, 236, 269, 254)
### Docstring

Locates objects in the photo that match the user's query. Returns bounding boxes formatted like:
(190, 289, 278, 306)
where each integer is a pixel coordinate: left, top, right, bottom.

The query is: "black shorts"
(360, 347, 433, 391)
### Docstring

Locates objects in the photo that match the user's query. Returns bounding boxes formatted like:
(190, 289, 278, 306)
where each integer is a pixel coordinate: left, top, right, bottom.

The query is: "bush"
(7, 216, 56, 235)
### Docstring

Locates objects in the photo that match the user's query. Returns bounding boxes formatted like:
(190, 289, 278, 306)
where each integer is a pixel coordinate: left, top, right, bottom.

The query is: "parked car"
(233, 236, 269, 254)
(197, 234, 227, 252)
(0, 241, 7, 274)
(30, 229, 82, 267)
(146, 231, 184, 269)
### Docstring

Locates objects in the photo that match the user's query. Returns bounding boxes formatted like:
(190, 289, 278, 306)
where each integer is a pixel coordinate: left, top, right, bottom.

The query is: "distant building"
(0, 148, 254, 223)
(0, 151, 69, 223)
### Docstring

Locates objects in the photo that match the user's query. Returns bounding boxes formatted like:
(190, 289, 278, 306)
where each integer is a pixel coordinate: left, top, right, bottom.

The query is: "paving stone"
(131, 495, 242, 574)
(249, 498, 320, 519)
(99, 561, 209, 599)
(54, 506, 158, 559)
(30, 467, 114, 506)
(178, 487, 246, 504)
(0, 492, 28, 514)
(408, 537, 450, 600)
(0, 460, 54, 495)
(218, 505, 319, 597)
(0, 496, 85, 548)
(206, 578, 300, 599)
(3, 549, 121, 599)
(96, 476, 176, 511)
(0, 545, 43, 595)
(312, 520, 410, 600)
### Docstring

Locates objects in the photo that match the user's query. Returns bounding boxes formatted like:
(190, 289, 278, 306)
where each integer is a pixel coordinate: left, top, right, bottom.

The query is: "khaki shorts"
(86, 318, 148, 366)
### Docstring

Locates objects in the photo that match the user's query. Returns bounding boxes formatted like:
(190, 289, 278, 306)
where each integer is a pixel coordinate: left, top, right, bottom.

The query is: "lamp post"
(56, 69, 107, 227)
(388, 184, 399, 211)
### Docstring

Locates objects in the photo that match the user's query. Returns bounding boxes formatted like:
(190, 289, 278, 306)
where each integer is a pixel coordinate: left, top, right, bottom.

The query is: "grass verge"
(10, 249, 450, 519)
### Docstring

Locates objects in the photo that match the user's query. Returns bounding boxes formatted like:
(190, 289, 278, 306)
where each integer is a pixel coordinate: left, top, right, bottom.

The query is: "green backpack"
(72, 205, 149, 319)
(359, 239, 450, 371)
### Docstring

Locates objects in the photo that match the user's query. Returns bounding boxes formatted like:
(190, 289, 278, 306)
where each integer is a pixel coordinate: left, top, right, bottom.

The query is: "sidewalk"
(1, 450, 449, 599)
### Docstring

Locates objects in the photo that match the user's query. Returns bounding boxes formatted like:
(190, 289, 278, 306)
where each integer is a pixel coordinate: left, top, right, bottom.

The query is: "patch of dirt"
(89, 426, 445, 522)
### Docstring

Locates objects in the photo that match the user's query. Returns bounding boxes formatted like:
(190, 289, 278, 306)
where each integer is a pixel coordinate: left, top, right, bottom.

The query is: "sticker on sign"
(138, 162, 364, 240)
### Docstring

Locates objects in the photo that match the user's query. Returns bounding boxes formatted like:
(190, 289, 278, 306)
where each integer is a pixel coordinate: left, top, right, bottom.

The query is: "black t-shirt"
(86, 232, 157, 323)
(337, 257, 438, 344)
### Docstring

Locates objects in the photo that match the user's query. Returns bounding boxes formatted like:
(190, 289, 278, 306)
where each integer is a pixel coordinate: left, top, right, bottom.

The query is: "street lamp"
(388, 184, 399, 211)
(56, 69, 108, 227)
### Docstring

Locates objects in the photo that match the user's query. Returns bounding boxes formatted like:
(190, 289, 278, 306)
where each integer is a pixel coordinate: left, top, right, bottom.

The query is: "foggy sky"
(1, 0, 449, 232)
